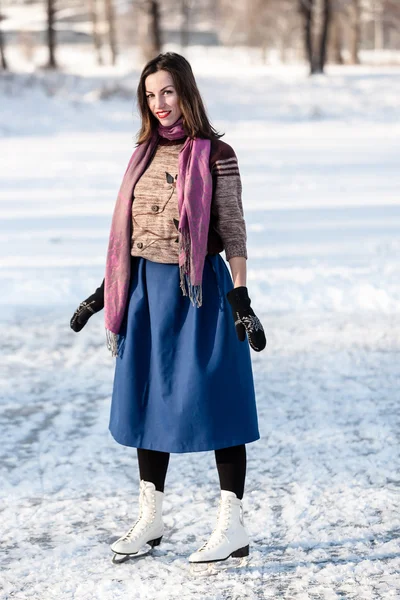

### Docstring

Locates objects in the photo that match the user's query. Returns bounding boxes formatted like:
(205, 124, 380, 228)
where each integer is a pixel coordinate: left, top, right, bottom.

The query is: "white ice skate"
(111, 480, 164, 559)
(188, 490, 250, 563)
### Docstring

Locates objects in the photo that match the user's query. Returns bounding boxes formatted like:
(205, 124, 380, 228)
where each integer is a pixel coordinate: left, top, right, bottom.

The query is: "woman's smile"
(156, 110, 171, 119)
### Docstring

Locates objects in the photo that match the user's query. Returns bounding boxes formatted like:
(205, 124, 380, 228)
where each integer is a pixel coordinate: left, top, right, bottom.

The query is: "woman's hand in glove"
(226, 286, 266, 352)
(70, 279, 105, 332)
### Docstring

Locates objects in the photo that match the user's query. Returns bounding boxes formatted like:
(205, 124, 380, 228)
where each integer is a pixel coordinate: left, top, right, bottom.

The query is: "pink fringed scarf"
(104, 117, 212, 356)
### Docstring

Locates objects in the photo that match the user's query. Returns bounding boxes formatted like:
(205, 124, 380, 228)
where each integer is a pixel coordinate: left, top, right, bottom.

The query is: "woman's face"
(145, 70, 182, 127)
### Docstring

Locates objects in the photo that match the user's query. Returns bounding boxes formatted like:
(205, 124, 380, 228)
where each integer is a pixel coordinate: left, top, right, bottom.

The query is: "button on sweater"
(130, 136, 247, 263)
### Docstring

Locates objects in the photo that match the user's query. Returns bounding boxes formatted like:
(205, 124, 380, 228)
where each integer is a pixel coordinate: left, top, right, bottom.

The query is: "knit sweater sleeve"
(210, 139, 248, 261)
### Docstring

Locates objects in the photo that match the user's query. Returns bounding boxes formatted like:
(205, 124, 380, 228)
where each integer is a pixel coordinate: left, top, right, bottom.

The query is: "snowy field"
(1, 47, 400, 599)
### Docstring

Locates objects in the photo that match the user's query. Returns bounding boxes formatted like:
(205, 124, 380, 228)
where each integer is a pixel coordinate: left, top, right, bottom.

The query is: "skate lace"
(198, 500, 235, 551)
(121, 485, 156, 542)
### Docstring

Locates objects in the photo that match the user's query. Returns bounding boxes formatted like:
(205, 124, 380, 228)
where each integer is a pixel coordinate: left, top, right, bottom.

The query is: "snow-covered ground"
(1, 47, 400, 599)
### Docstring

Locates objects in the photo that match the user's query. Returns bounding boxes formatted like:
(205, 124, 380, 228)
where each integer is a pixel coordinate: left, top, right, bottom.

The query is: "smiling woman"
(145, 71, 181, 125)
(136, 52, 222, 142)
(70, 51, 266, 565)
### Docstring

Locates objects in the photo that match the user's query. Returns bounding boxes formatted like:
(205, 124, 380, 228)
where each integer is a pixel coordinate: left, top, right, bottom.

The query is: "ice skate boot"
(188, 490, 250, 563)
(111, 480, 164, 558)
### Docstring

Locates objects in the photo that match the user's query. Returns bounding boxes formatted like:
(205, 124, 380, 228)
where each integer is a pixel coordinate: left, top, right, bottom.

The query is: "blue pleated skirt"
(109, 254, 260, 453)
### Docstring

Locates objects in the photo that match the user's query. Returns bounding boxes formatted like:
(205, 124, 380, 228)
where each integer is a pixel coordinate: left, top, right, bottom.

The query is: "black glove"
(70, 279, 105, 332)
(226, 286, 266, 352)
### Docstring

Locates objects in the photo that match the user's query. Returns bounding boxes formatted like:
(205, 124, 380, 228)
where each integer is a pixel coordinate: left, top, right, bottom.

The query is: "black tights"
(137, 445, 246, 499)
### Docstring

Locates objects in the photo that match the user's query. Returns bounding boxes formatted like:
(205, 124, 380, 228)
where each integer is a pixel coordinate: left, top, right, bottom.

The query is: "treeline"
(1, 0, 399, 73)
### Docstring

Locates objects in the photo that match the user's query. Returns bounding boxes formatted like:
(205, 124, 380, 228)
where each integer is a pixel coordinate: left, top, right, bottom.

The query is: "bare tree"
(218, 0, 302, 63)
(299, 0, 332, 73)
(181, 0, 190, 49)
(299, 0, 313, 67)
(348, 0, 360, 63)
(329, 6, 344, 63)
(46, 0, 57, 68)
(138, 0, 161, 63)
(385, 0, 400, 49)
(89, 0, 103, 65)
(374, 0, 384, 49)
(104, 0, 117, 65)
(150, 0, 161, 53)
(0, 0, 8, 70)
(320, 0, 331, 67)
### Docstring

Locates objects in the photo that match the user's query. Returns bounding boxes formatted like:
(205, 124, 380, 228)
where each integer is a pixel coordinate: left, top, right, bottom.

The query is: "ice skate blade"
(112, 553, 136, 564)
(190, 556, 250, 576)
(111, 536, 163, 564)
(189, 544, 250, 565)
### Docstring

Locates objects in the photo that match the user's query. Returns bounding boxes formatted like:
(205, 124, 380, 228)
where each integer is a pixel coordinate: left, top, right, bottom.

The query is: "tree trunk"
(150, 0, 161, 54)
(330, 10, 343, 64)
(299, 0, 314, 72)
(138, 0, 161, 64)
(349, 0, 360, 64)
(90, 0, 103, 65)
(299, 0, 331, 74)
(104, 0, 117, 66)
(0, 3, 8, 71)
(318, 0, 331, 72)
(46, 0, 57, 69)
(374, 0, 384, 50)
(180, 0, 190, 49)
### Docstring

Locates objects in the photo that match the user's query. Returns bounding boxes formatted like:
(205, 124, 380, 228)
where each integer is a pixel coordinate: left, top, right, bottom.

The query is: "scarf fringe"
(179, 265, 203, 308)
(106, 328, 119, 358)
(179, 229, 203, 308)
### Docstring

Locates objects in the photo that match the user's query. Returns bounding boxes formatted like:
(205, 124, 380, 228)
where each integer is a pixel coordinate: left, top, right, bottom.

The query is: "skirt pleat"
(109, 254, 260, 453)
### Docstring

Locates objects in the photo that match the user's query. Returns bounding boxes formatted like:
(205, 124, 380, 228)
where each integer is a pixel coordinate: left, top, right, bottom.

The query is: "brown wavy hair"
(136, 52, 223, 144)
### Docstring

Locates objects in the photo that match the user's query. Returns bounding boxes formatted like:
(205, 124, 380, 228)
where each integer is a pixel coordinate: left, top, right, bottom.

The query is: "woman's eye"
(146, 91, 171, 99)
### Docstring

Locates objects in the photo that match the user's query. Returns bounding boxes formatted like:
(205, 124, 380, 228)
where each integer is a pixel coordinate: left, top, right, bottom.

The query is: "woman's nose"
(155, 95, 166, 110)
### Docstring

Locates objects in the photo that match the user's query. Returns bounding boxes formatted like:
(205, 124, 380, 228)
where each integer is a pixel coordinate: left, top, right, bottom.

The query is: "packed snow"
(1, 46, 400, 599)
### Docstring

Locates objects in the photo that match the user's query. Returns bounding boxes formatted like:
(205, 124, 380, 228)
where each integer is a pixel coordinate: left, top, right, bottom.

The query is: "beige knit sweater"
(130, 136, 247, 263)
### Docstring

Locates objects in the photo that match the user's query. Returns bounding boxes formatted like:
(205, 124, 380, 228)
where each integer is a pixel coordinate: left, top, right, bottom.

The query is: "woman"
(70, 52, 266, 564)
